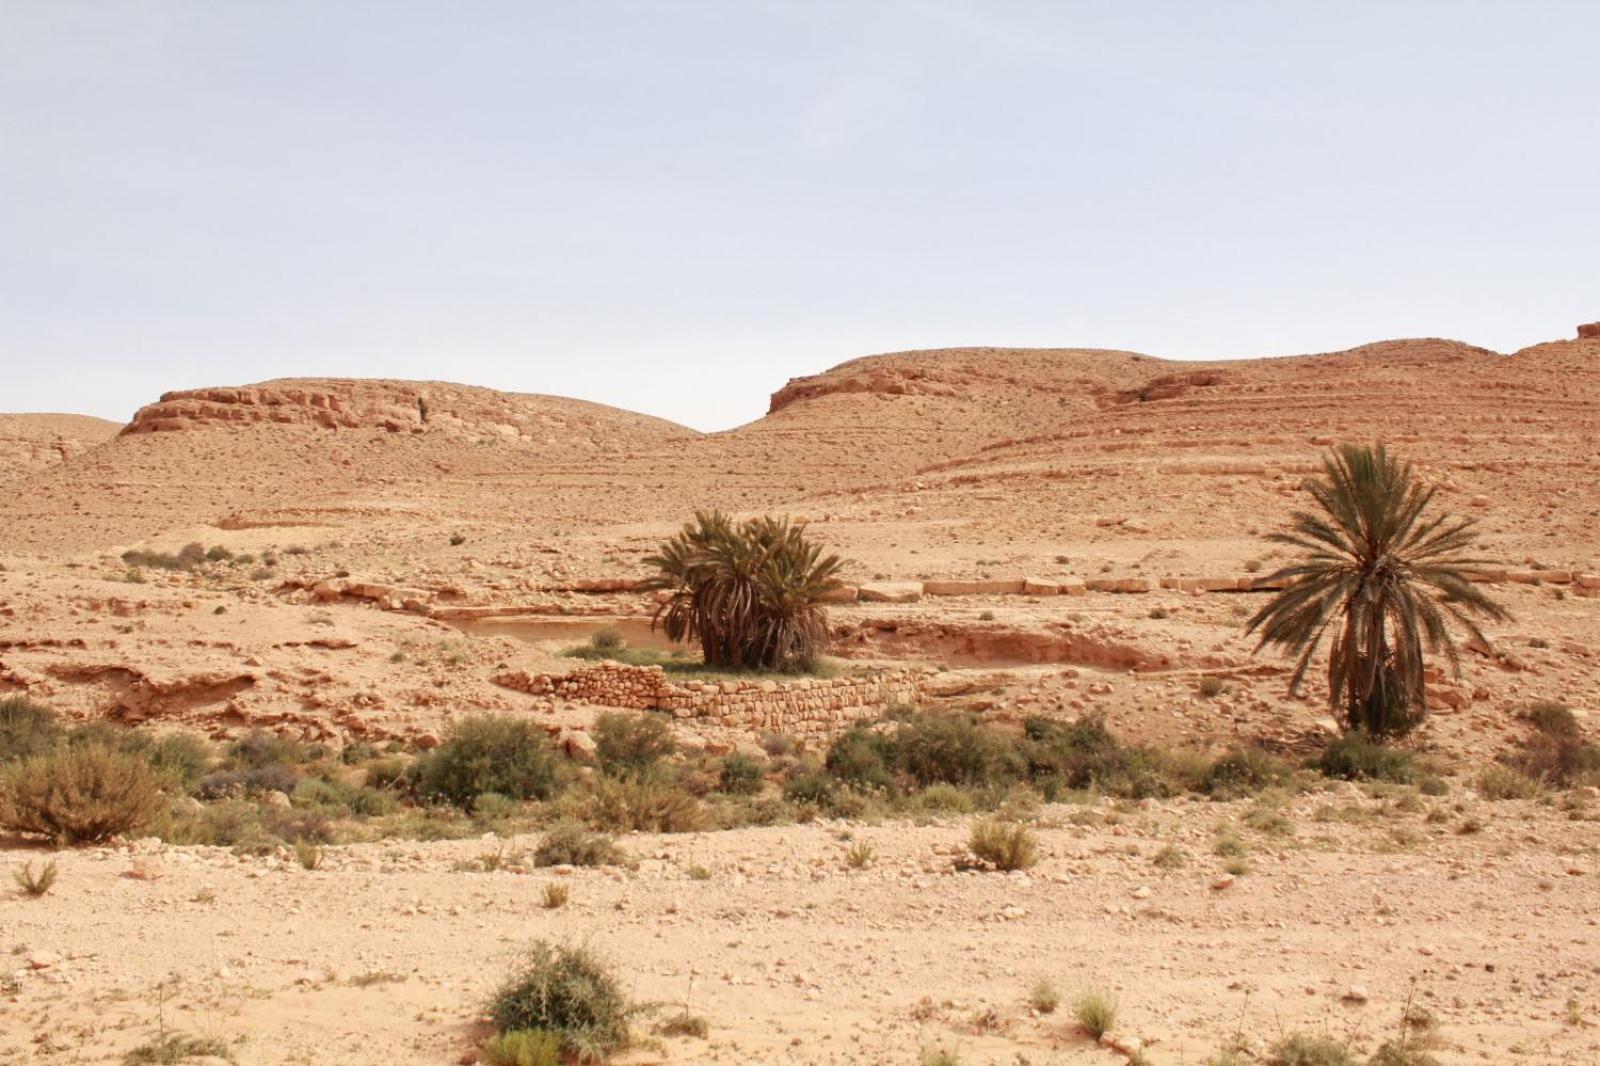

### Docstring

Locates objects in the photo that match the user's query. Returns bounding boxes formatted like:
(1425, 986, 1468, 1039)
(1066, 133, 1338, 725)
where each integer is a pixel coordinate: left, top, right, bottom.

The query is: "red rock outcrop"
(1578, 321, 1600, 339)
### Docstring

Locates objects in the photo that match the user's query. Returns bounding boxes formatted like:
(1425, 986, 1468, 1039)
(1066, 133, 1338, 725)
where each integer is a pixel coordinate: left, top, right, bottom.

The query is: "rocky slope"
(0, 413, 119, 485)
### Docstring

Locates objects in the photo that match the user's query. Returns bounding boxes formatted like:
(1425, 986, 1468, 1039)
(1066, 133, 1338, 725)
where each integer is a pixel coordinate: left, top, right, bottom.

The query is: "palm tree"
(641, 512, 845, 672)
(1247, 444, 1509, 735)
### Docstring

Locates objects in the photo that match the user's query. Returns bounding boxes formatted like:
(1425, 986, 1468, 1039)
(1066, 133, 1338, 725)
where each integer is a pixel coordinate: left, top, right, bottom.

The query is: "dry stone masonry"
(495, 661, 927, 736)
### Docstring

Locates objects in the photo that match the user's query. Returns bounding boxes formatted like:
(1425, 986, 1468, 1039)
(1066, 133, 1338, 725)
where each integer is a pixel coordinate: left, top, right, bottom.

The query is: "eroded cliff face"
(122, 378, 694, 449)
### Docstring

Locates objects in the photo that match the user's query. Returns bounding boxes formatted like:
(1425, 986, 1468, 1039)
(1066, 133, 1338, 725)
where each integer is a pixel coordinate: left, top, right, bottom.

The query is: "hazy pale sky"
(3, 1, 1597, 431)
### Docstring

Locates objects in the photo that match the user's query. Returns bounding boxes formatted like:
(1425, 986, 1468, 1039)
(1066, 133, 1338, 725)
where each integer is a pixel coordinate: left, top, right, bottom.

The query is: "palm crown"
(1247, 444, 1510, 735)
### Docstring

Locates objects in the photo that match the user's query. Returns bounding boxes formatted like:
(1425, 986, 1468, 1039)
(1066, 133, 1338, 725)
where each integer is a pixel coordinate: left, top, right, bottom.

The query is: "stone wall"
(495, 662, 927, 736)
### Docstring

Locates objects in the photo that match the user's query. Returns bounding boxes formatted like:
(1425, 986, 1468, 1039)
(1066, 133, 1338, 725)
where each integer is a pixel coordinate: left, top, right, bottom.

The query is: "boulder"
(1579, 321, 1600, 339)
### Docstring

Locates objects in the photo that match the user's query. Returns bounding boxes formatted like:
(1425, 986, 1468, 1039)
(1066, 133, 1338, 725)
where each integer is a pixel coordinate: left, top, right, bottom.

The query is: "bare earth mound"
(0, 412, 119, 485)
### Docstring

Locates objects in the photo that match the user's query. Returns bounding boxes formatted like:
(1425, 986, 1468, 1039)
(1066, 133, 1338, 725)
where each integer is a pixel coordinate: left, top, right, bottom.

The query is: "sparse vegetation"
(12, 859, 58, 897)
(0, 695, 62, 762)
(1072, 988, 1118, 1038)
(1027, 979, 1060, 1014)
(0, 743, 166, 844)
(481, 1028, 561, 1066)
(488, 942, 636, 1061)
(532, 824, 628, 868)
(844, 841, 875, 868)
(121, 1032, 231, 1065)
(656, 1011, 709, 1038)
(716, 752, 765, 794)
(967, 819, 1037, 871)
(1315, 734, 1416, 783)
(1265, 1033, 1355, 1065)
(541, 883, 570, 909)
(1247, 443, 1509, 736)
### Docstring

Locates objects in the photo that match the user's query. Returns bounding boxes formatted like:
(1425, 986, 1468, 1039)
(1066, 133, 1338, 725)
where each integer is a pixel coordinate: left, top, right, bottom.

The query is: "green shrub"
(13, 859, 57, 897)
(1027, 979, 1060, 1014)
(0, 744, 165, 844)
(1315, 734, 1415, 784)
(593, 712, 676, 779)
(488, 942, 635, 1060)
(918, 783, 976, 813)
(225, 729, 316, 770)
(0, 695, 61, 763)
(293, 776, 397, 817)
(122, 1033, 231, 1064)
(533, 824, 628, 867)
(898, 713, 1023, 788)
(1205, 747, 1293, 798)
(1266, 1033, 1355, 1066)
(656, 1012, 709, 1038)
(716, 753, 765, 794)
(565, 775, 702, 833)
(967, 819, 1037, 871)
(1476, 765, 1542, 800)
(824, 727, 898, 792)
(413, 716, 564, 809)
(143, 733, 213, 789)
(194, 764, 299, 799)
(482, 1029, 561, 1066)
(782, 769, 836, 806)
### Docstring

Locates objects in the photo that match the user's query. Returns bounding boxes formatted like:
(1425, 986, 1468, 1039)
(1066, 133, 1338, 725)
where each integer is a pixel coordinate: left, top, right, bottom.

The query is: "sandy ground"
(4, 791, 1598, 1065)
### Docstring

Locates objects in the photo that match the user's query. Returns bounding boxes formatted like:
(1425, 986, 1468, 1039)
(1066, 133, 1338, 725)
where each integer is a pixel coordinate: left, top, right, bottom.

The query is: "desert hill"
(0, 412, 120, 485)
(0, 378, 696, 554)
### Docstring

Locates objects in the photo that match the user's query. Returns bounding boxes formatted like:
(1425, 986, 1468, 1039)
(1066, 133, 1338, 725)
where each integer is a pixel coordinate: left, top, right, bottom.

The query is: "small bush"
(593, 712, 676, 779)
(918, 783, 976, 813)
(1205, 747, 1293, 798)
(413, 716, 564, 809)
(1528, 700, 1579, 738)
(716, 753, 765, 795)
(656, 1012, 709, 1038)
(13, 859, 57, 897)
(1198, 676, 1226, 697)
(1152, 841, 1188, 869)
(0, 695, 61, 763)
(589, 628, 625, 653)
(226, 729, 315, 770)
(482, 1028, 561, 1066)
(122, 1033, 231, 1065)
(967, 820, 1037, 871)
(533, 824, 628, 868)
(1266, 1033, 1356, 1066)
(1027, 979, 1060, 1014)
(1316, 734, 1415, 784)
(898, 713, 1023, 788)
(194, 764, 299, 799)
(1072, 989, 1118, 1038)
(541, 883, 570, 909)
(782, 769, 835, 806)
(566, 776, 702, 833)
(824, 727, 898, 792)
(143, 734, 213, 790)
(1476, 765, 1542, 800)
(845, 841, 875, 868)
(1367, 1043, 1441, 1066)
(294, 840, 323, 870)
(0, 744, 165, 844)
(488, 942, 635, 1061)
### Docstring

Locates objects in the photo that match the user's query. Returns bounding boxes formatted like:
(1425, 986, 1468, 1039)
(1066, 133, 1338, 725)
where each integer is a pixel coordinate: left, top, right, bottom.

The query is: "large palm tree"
(1247, 444, 1509, 735)
(641, 512, 845, 672)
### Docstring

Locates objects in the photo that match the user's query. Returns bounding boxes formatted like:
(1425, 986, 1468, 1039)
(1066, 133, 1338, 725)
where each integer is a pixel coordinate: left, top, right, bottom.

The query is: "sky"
(3, 1, 1597, 431)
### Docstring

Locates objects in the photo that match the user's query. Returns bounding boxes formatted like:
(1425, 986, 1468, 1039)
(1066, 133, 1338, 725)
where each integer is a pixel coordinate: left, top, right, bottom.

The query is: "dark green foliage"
(293, 776, 397, 817)
(1023, 715, 1183, 798)
(566, 775, 703, 832)
(1315, 734, 1416, 783)
(412, 716, 563, 810)
(225, 729, 317, 770)
(897, 713, 1024, 788)
(717, 752, 765, 794)
(1248, 444, 1509, 736)
(0, 695, 61, 762)
(781, 768, 836, 806)
(142, 733, 213, 790)
(195, 764, 299, 799)
(488, 942, 635, 1061)
(641, 511, 845, 671)
(823, 727, 898, 791)
(593, 712, 676, 779)
(1204, 747, 1293, 798)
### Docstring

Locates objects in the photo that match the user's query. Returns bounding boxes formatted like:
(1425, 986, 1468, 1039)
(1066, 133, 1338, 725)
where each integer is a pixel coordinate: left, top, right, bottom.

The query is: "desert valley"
(2, 328, 1599, 1066)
